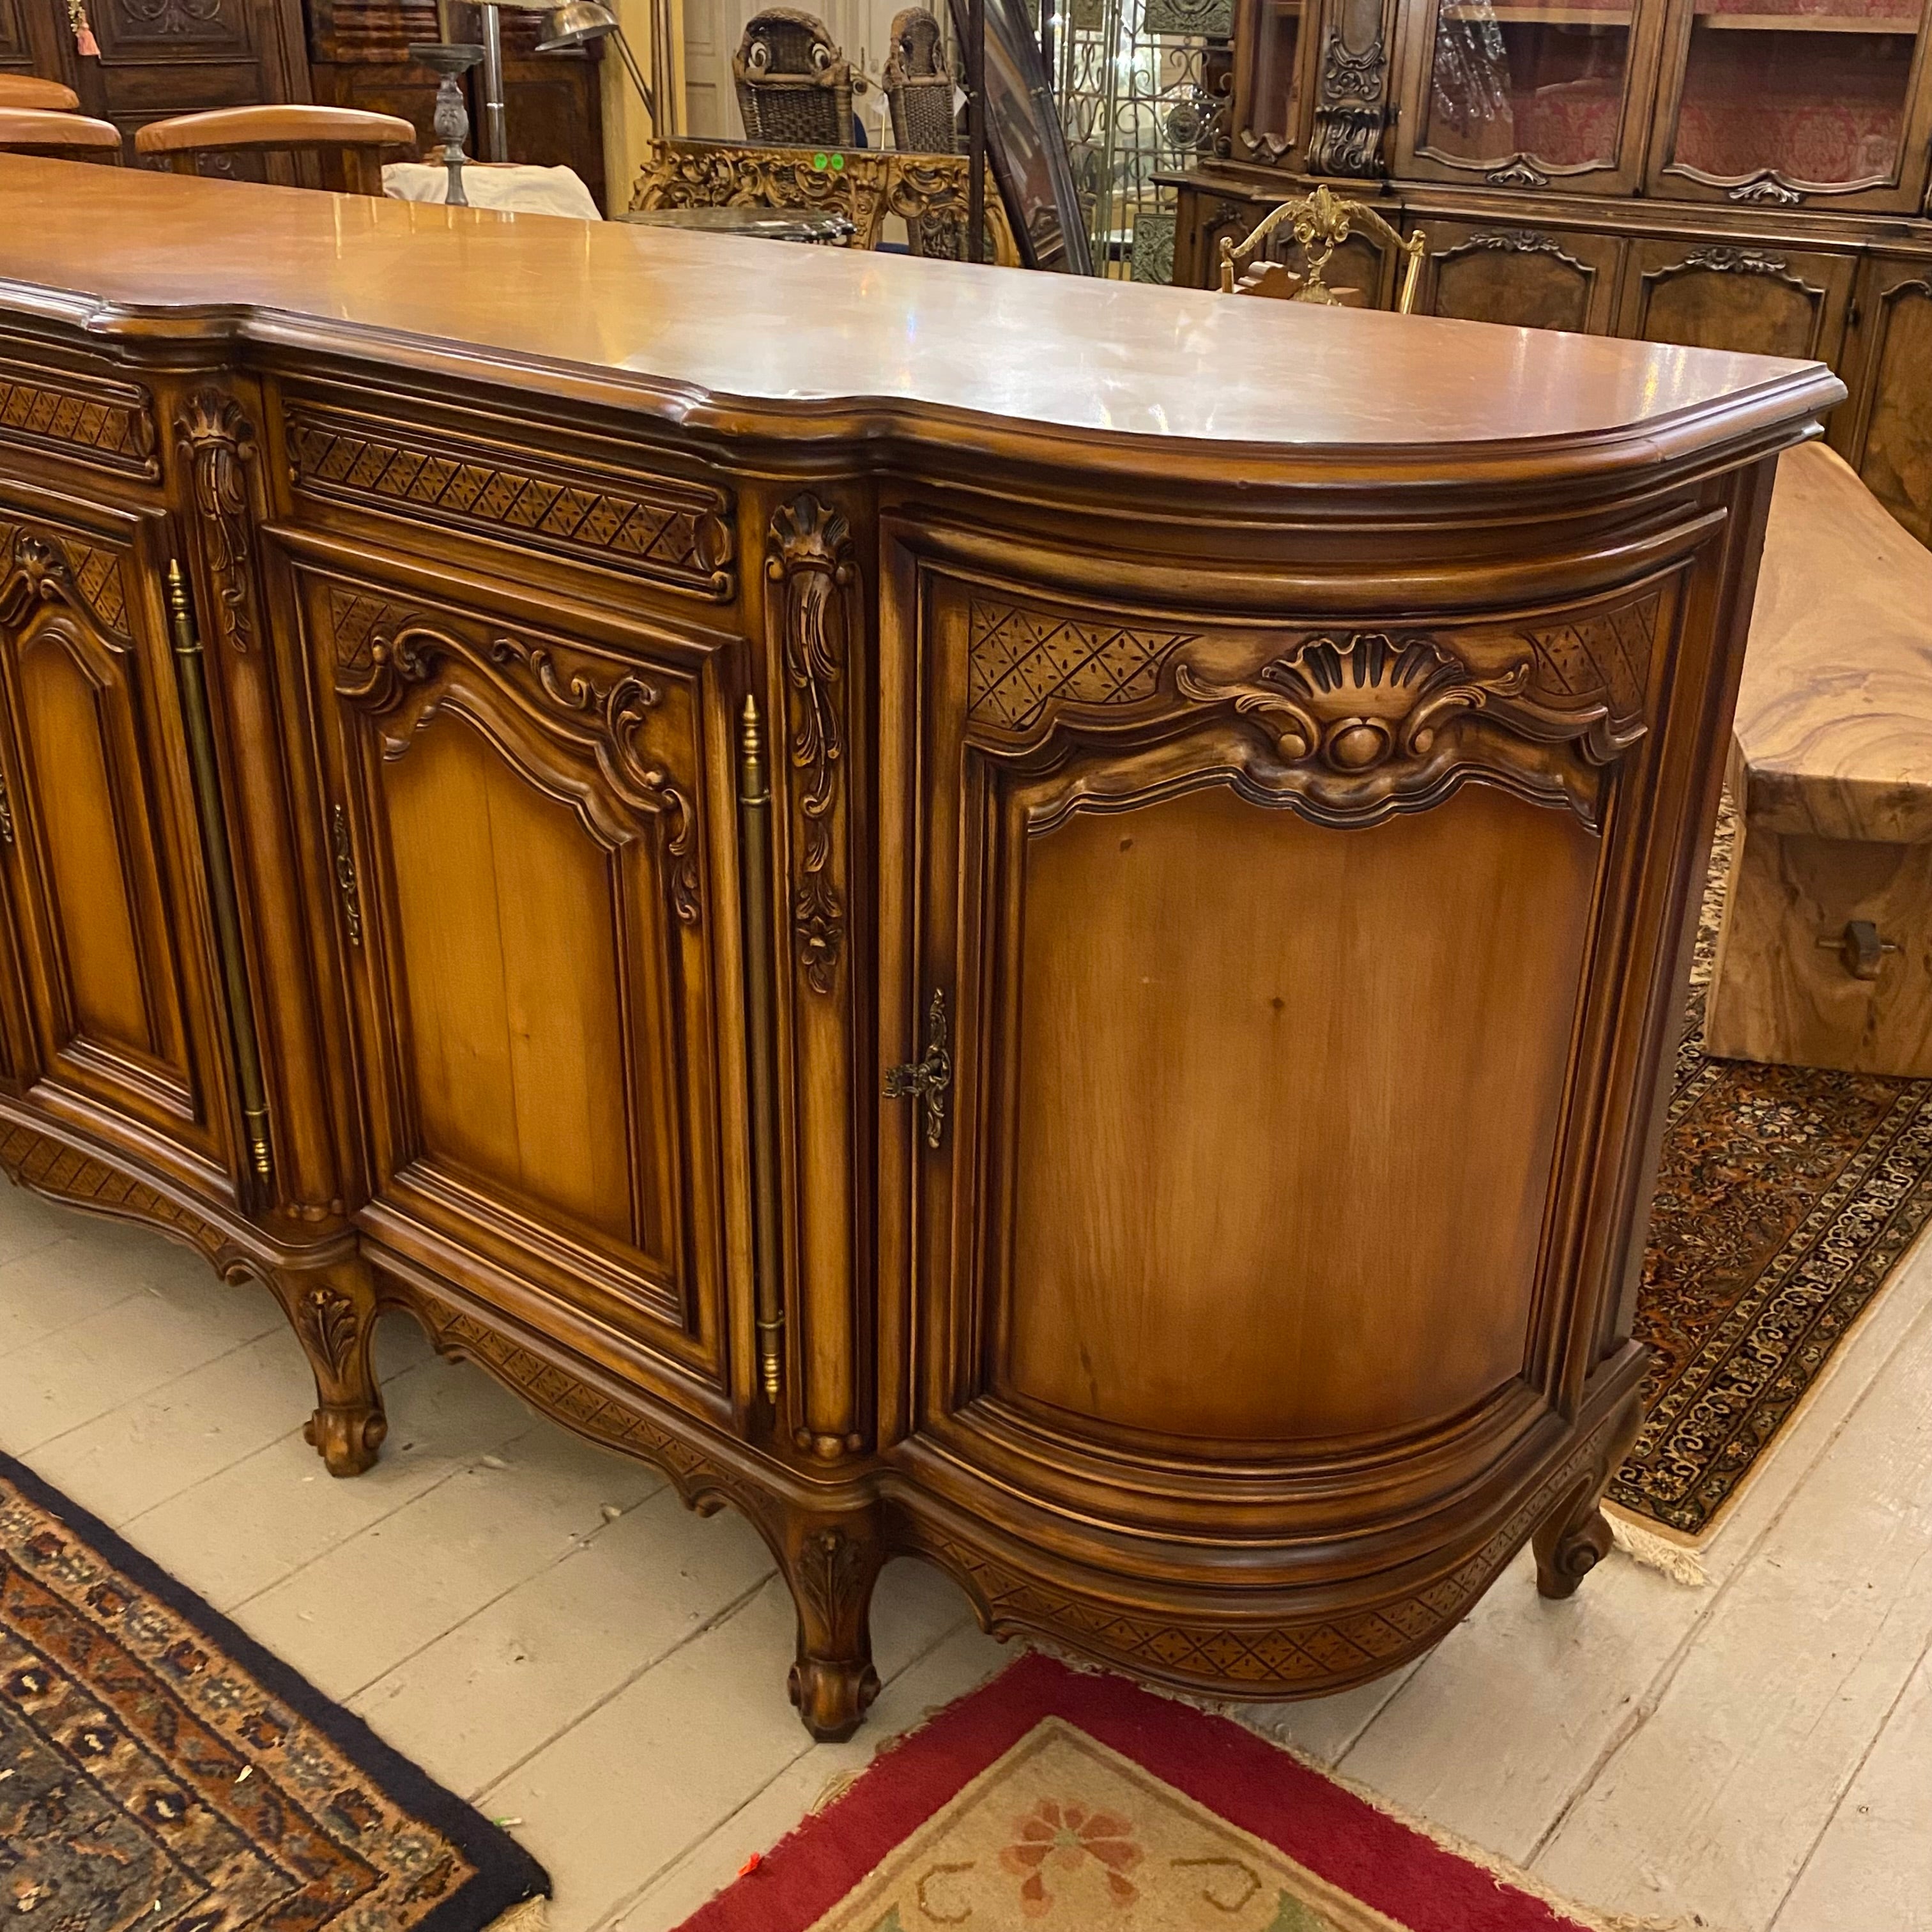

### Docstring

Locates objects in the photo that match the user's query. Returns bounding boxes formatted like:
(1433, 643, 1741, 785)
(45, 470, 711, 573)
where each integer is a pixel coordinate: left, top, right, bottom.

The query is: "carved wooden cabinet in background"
(1170, 0, 1932, 550)
(0, 160, 1840, 1736)
(0, 0, 604, 195)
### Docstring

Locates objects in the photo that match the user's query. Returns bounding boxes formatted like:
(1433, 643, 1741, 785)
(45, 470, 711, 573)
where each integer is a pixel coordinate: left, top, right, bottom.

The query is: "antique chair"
(0, 75, 81, 112)
(1220, 186, 1425, 314)
(0, 108, 123, 162)
(882, 8, 956, 154)
(733, 8, 852, 148)
(134, 105, 416, 196)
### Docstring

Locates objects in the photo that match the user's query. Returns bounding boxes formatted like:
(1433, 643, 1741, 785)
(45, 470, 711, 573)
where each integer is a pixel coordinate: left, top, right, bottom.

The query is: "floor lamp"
(535, 0, 678, 139)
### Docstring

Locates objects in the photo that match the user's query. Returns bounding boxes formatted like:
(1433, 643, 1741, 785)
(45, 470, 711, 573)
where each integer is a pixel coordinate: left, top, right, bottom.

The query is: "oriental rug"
(0, 1446, 548, 1931)
(673, 1652, 1630, 1932)
(1614, 801, 1932, 1549)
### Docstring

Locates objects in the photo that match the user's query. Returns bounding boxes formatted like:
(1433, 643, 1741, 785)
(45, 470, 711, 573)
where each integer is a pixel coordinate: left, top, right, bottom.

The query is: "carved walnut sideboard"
(0, 157, 1840, 1736)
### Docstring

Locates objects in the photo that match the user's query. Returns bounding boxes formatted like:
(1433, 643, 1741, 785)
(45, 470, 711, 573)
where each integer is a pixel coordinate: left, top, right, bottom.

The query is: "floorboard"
(0, 1177, 1926, 1932)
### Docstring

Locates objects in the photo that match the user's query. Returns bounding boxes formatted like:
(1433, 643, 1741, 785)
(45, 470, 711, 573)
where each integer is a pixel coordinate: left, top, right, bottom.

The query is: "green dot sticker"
(830, 152, 845, 169)
(813, 151, 829, 169)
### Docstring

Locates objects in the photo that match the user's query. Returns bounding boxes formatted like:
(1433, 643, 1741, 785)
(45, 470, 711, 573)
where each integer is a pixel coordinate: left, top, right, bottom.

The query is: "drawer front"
(1412, 218, 1625, 335)
(1618, 238, 1857, 364)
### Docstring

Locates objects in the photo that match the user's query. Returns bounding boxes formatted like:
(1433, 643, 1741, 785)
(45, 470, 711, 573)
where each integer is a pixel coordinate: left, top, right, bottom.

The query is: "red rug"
(675, 1653, 1617, 1931)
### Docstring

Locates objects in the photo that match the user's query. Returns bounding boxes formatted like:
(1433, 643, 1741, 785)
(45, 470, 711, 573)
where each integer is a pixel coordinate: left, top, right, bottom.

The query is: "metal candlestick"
(408, 41, 485, 206)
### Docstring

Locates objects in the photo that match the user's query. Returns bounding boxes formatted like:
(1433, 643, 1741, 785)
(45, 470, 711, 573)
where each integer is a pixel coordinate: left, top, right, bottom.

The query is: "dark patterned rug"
(1613, 801, 1932, 1545)
(0, 1447, 548, 1931)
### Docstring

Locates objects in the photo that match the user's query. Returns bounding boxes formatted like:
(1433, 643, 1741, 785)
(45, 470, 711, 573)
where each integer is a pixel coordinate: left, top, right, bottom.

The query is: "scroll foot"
(1534, 1390, 1644, 1600)
(271, 1257, 387, 1478)
(781, 1513, 884, 1741)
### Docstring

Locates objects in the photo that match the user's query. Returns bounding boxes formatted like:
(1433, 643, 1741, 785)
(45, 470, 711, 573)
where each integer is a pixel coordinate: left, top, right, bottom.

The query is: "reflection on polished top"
(0, 157, 1839, 472)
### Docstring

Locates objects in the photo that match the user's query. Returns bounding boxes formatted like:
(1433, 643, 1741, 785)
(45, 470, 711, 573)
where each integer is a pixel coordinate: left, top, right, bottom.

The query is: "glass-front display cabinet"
(1230, 0, 1322, 164)
(1650, 0, 1932, 210)
(1393, 0, 1669, 190)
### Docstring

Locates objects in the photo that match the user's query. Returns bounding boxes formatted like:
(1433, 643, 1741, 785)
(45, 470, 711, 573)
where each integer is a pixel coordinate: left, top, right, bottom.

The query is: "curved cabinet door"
(1412, 217, 1625, 334)
(889, 546, 1674, 1543)
(301, 568, 733, 1399)
(1618, 236, 1856, 361)
(0, 510, 233, 1186)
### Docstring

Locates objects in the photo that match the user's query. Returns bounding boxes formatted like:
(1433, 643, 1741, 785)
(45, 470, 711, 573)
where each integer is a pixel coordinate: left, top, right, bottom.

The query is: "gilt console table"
(0, 157, 1840, 1737)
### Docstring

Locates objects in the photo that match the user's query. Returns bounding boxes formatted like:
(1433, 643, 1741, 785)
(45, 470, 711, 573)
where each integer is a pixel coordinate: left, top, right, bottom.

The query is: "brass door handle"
(884, 988, 951, 1149)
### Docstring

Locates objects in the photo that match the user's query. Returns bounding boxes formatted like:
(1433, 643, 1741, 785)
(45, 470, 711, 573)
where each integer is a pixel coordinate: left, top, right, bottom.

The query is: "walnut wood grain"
(0, 109, 123, 158)
(134, 105, 415, 195)
(0, 161, 1838, 1736)
(1703, 441, 1932, 1075)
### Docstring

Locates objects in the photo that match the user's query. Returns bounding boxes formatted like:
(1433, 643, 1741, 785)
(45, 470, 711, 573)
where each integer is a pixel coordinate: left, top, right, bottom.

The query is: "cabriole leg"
(1533, 1390, 1645, 1600)
(781, 1511, 885, 1741)
(268, 1256, 387, 1478)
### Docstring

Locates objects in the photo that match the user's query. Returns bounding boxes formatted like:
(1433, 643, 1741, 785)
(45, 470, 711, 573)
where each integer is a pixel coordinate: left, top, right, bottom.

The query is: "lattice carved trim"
(0, 521, 132, 645)
(0, 358, 158, 480)
(968, 586, 1662, 829)
(0, 1123, 231, 1268)
(912, 1405, 1629, 1693)
(288, 407, 736, 602)
(422, 1306, 755, 1514)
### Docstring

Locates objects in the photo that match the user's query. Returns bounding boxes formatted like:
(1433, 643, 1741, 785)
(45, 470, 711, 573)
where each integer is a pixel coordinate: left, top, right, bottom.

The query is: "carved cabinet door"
(0, 510, 233, 1182)
(301, 571, 733, 1397)
(885, 533, 1669, 1541)
(1617, 238, 1857, 362)
(1834, 255, 1932, 546)
(1411, 218, 1624, 335)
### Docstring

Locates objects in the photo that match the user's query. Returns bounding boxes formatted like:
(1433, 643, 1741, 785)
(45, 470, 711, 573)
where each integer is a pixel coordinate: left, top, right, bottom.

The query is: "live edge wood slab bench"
(1705, 441, 1932, 1077)
(0, 156, 1839, 1736)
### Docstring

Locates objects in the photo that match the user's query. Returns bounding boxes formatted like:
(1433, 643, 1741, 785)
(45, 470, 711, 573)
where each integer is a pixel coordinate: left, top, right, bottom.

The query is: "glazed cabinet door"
(887, 535, 1676, 1553)
(1646, 0, 1932, 213)
(1410, 217, 1624, 332)
(1834, 254, 1932, 544)
(1617, 236, 1856, 360)
(299, 567, 733, 1396)
(0, 507, 233, 1182)
(1393, 0, 1669, 194)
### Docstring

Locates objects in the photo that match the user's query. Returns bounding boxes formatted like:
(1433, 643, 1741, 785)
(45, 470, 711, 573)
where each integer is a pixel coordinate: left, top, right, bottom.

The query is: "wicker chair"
(1220, 186, 1425, 314)
(882, 8, 955, 154)
(733, 8, 852, 149)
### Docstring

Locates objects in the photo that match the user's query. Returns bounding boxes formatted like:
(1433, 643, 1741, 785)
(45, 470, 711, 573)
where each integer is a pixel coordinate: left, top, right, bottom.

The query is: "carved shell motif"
(1175, 631, 1528, 772)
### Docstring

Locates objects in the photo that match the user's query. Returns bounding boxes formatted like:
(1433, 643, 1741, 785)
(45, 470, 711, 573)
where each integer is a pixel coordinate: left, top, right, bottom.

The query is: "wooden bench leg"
(1704, 816, 1932, 1078)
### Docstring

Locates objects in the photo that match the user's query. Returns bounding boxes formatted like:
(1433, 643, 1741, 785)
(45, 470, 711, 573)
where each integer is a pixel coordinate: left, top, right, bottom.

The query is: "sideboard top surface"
(0, 158, 1841, 484)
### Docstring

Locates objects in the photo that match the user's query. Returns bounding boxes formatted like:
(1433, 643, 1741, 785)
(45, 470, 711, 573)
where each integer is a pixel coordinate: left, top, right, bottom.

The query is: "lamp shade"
(533, 1, 620, 50)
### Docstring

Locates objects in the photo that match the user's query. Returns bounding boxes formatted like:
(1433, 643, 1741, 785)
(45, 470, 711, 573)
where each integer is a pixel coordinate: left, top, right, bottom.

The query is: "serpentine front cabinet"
(0, 157, 1841, 1736)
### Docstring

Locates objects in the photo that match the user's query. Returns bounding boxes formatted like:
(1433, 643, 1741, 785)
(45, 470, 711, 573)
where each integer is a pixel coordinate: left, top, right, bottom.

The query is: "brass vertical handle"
(0, 769, 14, 847)
(737, 694, 785, 1406)
(885, 989, 951, 1150)
(166, 560, 273, 1191)
(331, 804, 363, 947)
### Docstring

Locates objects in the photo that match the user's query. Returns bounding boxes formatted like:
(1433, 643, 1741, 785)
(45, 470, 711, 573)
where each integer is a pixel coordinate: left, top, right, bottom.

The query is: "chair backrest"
(883, 8, 954, 155)
(134, 105, 415, 196)
(733, 8, 851, 148)
(1220, 187, 1425, 315)
(0, 108, 123, 162)
(0, 75, 81, 112)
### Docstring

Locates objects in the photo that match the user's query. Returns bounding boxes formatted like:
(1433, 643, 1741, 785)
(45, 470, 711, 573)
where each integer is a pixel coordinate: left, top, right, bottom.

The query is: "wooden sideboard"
(0, 0, 604, 199)
(1167, 0, 1932, 550)
(0, 157, 1840, 1736)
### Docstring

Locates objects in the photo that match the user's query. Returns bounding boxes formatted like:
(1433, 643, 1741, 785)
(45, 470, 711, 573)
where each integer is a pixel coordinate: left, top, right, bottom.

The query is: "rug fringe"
(1608, 1511, 1708, 1588)
(484, 1894, 549, 1932)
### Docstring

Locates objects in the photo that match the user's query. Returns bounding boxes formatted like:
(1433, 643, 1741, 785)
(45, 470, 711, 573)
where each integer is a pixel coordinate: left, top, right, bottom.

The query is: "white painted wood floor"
(1, 1175, 1927, 1932)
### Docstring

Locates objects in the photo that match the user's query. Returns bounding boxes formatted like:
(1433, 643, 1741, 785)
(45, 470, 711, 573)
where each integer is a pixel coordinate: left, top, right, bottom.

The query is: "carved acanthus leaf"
(769, 493, 854, 995)
(175, 389, 257, 653)
(294, 1285, 359, 1380)
(332, 606, 700, 926)
(0, 525, 132, 647)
